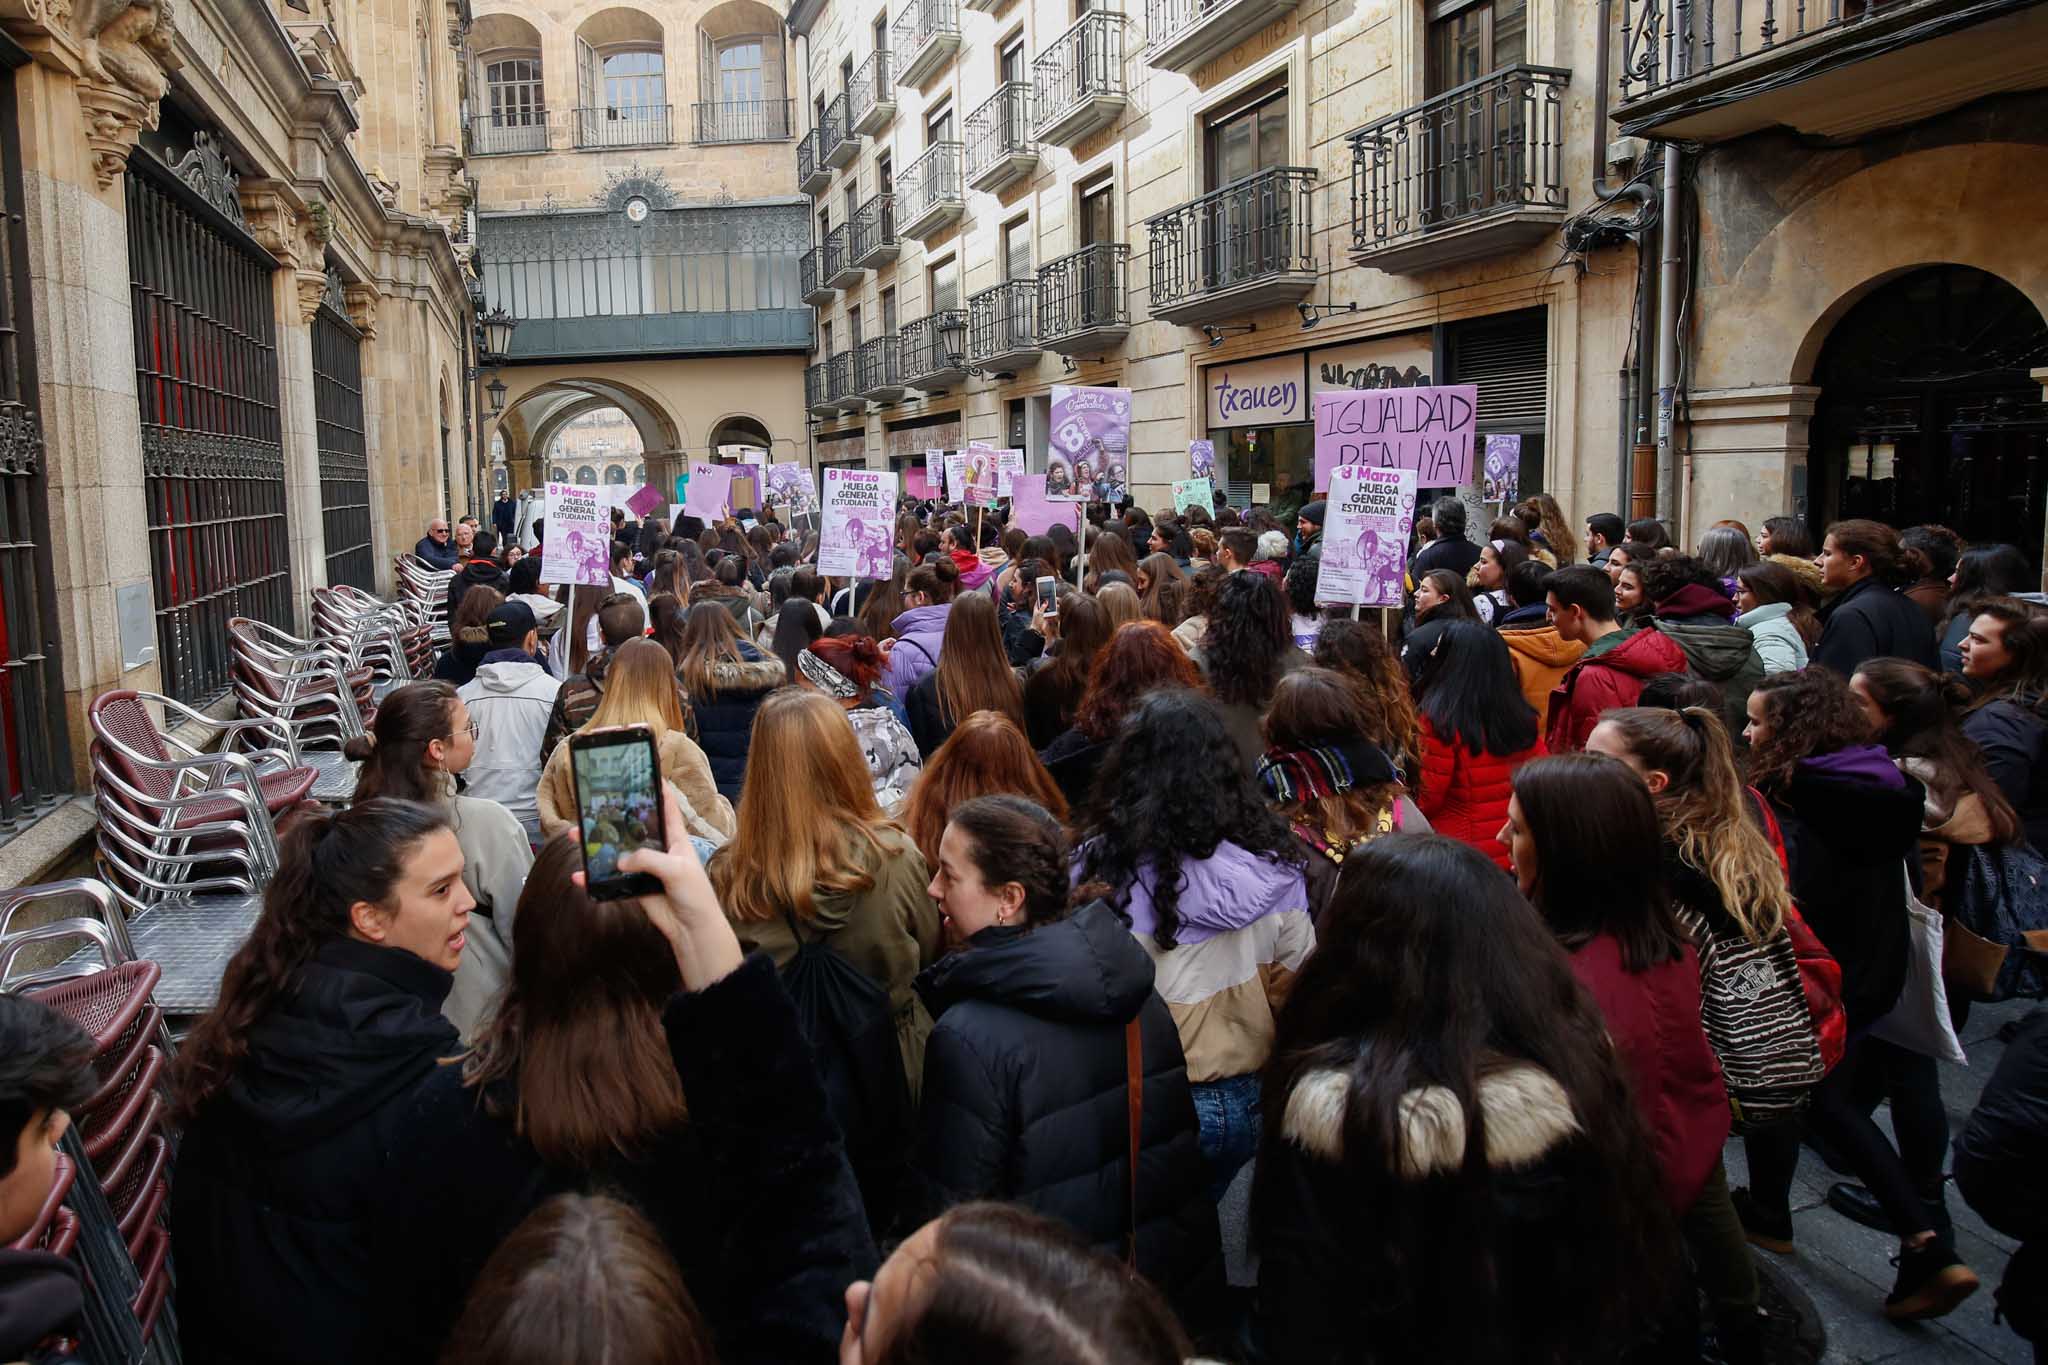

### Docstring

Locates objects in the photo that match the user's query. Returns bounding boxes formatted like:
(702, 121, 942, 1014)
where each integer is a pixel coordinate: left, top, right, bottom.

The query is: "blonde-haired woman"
(708, 687, 940, 1227)
(536, 638, 734, 846)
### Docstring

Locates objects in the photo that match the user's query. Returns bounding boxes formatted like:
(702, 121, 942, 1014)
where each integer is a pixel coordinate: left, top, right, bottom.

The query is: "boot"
(1731, 1186, 1794, 1255)
(1885, 1237, 1979, 1321)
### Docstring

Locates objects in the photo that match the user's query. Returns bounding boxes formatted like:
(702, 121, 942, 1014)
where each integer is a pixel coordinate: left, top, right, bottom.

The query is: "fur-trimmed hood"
(1281, 1058, 1581, 1178)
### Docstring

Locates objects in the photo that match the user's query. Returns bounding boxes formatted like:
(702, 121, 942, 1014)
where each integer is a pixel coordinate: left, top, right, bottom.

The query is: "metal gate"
(313, 271, 373, 590)
(129, 158, 291, 703)
(0, 36, 71, 828)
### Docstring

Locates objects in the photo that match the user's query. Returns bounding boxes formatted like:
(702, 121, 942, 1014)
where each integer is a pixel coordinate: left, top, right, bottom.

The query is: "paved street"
(1725, 999, 2035, 1365)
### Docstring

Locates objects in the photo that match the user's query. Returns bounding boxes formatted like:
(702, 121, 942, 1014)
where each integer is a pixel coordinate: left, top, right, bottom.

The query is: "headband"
(796, 648, 858, 700)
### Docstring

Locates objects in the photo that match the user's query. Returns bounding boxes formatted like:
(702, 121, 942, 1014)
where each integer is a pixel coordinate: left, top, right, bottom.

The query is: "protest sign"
(626, 482, 664, 519)
(1189, 440, 1215, 481)
(963, 445, 999, 508)
(683, 462, 733, 521)
(926, 448, 945, 495)
(1312, 384, 1478, 491)
(904, 467, 936, 501)
(995, 449, 1026, 498)
(1049, 385, 1130, 503)
(1173, 478, 1212, 515)
(1010, 474, 1081, 536)
(819, 467, 899, 579)
(1314, 465, 1417, 608)
(764, 462, 817, 515)
(539, 482, 612, 587)
(1483, 434, 1522, 505)
(944, 453, 966, 504)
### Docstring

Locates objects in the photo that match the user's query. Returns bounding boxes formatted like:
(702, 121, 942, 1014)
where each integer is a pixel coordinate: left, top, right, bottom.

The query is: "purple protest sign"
(1048, 384, 1130, 503)
(539, 482, 612, 587)
(995, 449, 1025, 497)
(625, 482, 664, 519)
(1312, 384, 1478, 492)
(1189, 439, 1215, 481)
(1008, 473, 1080, 536)
(765, 461, 817, 515)
(1483, 433, 1522, 504)
(819, 467, 899, 579)
(1314, 465, 1417, 608)
(683, 462, 733, 521)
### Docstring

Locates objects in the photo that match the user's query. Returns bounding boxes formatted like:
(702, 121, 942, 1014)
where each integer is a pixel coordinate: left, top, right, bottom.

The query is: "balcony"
(965, 0, 1003, 11)
(968, 279, 1041, 374)
(1037, 243, 1130, 355)
(1614, 0, 2048, 142)
(900, 309, 970, 390)
(851, 193, 900, 268)
(1347, 65, 1569, 275)
(825, 224, 866, 289)
(966, 83, 1038, 194)
(822, 94, 860, 168)
(829, 351, 864, 410)
(806, 362, 839, 416)
(1146, 166, 1317, 326)
(894, 0, 962, 87)
(1033, 12, 1127, 146)
(898, 141, 965, 240)
(857, 334, 909, 402)
(1144, 0, 1299, 74)
(798, 129, 832, 194)
(466, 112, 548, 156)
(693, 98, 794, 144)
(801, 247, 835, 306)
(851, 50, 897, 135)
(572, 104, 673, 149)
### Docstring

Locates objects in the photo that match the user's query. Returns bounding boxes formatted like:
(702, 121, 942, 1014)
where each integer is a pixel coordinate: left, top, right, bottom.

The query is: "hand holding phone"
(569, 726, 668, 901)
(572, 780, 744, 992)
(1035, 575, 1059, 617)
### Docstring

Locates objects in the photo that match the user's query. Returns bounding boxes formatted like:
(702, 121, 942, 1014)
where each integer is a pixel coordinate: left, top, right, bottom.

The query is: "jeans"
(1191, 1073, 1262, 1204)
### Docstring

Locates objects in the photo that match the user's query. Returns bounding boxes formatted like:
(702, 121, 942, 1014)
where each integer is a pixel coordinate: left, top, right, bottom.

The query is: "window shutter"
(1446, 307, 1546, 429)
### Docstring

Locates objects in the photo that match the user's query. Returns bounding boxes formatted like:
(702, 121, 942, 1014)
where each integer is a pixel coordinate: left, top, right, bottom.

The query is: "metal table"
(63, 895, 263, 1016)
(298, 749, 361, 803)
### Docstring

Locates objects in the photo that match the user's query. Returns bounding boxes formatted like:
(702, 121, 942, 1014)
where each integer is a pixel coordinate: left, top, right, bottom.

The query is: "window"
(850, 303, 864, 349)
(717, 39, 765, 102)
(1079, 177, 1114, 245)
(845, 185, 860, 226)
(999, 36, 1025, 86)
(841, 55, 855, 105)
(926, 102, 954, 147)
(486, 57, 545, 125)
(1204, 79, 1287, 189)
(929, 257, 960, 311)
(1426, 0, 1526, 95)
(875, 15, 890, 52)
(882, 286, 898, 334)
(878, 151, 894, 193)
(1002, 218, 1031, 281)
(818, 209, 831, 242)
(822, 319, 834, 354)
(603, 49, 665, 111)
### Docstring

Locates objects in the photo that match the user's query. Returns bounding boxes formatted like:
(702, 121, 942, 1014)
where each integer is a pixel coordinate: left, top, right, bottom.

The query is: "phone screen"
(570, 729, 666, 899)
(1035, 576, 1059, 615)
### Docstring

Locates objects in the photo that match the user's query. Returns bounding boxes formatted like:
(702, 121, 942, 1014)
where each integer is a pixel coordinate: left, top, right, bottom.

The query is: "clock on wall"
(624, 195, 650, 224)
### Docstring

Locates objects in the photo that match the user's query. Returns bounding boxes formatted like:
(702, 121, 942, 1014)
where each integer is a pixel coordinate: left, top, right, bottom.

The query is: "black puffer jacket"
(1963, 694, 2048, 853)
(445, 559, 509, 616)
(688, 644, 788, 801)
(909, 901, 1221, 1327)
(1765, 748, 1926, 1029)
(1813, 576, 1937, 676)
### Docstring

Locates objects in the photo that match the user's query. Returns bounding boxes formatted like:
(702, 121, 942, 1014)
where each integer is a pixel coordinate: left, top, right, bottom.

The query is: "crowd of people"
(3, 487, 2045, 1365)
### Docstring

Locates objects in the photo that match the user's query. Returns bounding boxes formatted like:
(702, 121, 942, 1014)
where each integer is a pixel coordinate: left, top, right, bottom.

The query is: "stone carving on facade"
(73, 0, 182, 187)
(593, 163, 676, 213)
(159, 130, 247, 227)
(344, 281, 380, 339)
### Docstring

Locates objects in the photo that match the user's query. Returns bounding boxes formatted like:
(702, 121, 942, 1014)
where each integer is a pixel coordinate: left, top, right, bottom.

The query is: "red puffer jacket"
(1415, 716, 1545, 871)
(1568, 934, 1731, 1211)
(1545, 627, 1689, 753)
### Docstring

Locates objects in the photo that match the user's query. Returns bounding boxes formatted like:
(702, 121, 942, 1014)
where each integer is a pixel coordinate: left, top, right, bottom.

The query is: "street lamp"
(479, 304, 519, 362)
(487, 374, 508, 416)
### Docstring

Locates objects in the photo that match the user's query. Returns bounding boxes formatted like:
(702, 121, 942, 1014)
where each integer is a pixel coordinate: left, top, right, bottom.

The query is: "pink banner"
(1313, 383, 1479, 492)
(1009, 474, 1081, 536)
(625, 482, 664, 518)
(904, 468, 936, 501)
(683, 462, 733, 521)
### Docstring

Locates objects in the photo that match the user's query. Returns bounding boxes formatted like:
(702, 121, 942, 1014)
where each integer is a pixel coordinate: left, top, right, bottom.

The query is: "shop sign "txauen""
(1204, 354, 1307, 428)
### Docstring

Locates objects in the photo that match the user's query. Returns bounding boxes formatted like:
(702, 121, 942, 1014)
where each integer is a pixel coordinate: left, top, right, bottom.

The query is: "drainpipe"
(1595, 0, 1656, 516)
(1654, 143, 1683, 531)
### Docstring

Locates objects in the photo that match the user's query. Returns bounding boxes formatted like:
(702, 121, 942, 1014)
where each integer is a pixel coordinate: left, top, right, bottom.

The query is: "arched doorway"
(1809, 266, 2048, 569)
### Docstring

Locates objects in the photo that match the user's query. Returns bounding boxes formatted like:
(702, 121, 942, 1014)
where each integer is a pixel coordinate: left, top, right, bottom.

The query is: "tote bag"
(1870, 864, 1968, 1065)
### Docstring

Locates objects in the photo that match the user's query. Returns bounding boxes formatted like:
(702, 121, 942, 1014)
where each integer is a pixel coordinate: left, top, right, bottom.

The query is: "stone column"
(1682, 384, 1821, 544)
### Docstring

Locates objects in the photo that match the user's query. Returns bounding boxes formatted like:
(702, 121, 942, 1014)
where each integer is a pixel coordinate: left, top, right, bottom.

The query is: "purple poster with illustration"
(819, 467, 899, 579)
(539, 482, 613, 587)
(1312, 384, 1478, 492)
(1049, 384, 1130, 504)
(684, 462, 734, 521)
(765, 462, 817, 515)
(963, 444, 999, 508)
(1315, 465, 1416, 608)
(925, 448, 945, 496)
(1483, 433, 1521, 505)
(1189, 439, 1215, 481)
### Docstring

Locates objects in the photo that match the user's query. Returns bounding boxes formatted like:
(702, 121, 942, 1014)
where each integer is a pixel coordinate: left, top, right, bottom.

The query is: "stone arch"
(605, 464, 628, 484)
(498, 373, 682, 467)
(697, 0, 787, 118)
(707, 412, 772, 450)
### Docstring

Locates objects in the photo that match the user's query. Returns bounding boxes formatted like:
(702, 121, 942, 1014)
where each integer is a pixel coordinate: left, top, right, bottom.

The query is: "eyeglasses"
(430, 527, 450, 536)
(455, 719, 480, 741)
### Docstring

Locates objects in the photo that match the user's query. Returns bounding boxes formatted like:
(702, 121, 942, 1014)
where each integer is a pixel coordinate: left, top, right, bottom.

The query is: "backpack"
(1944, 841, 2048, 1001)
(1675, 904, 1825, 1132)
(778, 909, 914, 1229)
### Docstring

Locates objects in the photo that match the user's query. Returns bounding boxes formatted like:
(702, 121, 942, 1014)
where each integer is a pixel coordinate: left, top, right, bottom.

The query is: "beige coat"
(536, 728, 736, 845)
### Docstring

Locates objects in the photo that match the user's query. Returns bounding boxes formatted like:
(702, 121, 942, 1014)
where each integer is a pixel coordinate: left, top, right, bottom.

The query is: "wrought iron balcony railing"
(850, 49, 896, 134)
(851, 193, 899, 266)
(1347, 64, 1569, 270)
(572, 103, 673, 149)
(693, 98, 793, 144)
(857, 334, 906, 399)
(825, 224, 866, 288)
(821, 94, 852, 166)
(798, 128, 827, 192)
(895, 0, 962, 85)
(968, 278, 1040, 370)
(898, 141, 965, 238)
(805, 361, 836, 414)
(1622, 0, 1905, 102)
(900, 309, 969, 386)
(1145, 166, 1317, 325)
(966, 82, 1037, 192)
(1037, 242, 1130, 352)
(827, 351, 858, 407)
(1033, 11, 1127, 144)
(800, 247, 834, 305)
(1144, 0, 1300, 74)
(466, 111, 549, 156)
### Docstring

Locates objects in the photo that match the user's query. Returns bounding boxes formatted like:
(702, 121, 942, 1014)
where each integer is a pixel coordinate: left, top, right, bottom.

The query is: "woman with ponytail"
(348, 681, 532, 1037)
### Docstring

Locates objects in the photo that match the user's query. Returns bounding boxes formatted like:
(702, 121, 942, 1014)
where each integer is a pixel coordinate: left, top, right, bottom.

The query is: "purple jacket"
(883, 603, 951, 701)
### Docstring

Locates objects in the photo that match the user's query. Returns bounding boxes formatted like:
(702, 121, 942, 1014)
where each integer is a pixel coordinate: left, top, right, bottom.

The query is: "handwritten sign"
(1315, 465, 1417, 608)
(683, 462, 733, 521)
(1173, 478, 1212, 516)
(819, 468, 898, 579)
(539, 482, 612, 587)
(1312, 383, 1479, 492)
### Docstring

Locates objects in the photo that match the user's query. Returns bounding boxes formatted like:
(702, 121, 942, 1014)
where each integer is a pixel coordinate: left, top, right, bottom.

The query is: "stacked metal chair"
(3, 882, 184, 1357)
(394, 553, 456, 653)
(314, 583, 428, 687)
(86, 690, 290, 1017)
(225, 617, 368, 803)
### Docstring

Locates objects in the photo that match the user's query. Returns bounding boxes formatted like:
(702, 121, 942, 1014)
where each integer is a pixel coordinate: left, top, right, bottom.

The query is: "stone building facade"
(0, 0, 475, 843)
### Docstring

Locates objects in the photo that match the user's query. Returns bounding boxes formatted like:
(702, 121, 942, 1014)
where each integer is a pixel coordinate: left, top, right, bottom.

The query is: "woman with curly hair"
(1072, 688, 1312, 1199)
(902, 711, 1068, 871)
(1735, 559, 1818, 672)
(1741, 669, 1978, 1320)
(1038, 620, 1202, 810)
(1191, 569, 1307, 771)
(1172, 562, 1224, 654)
(1311, 615, 1421, 789)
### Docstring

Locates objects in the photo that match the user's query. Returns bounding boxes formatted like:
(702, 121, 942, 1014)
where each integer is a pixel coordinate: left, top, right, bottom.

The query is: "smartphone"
(1035, 575, 1059, 616)
(567, 726, 667, 900)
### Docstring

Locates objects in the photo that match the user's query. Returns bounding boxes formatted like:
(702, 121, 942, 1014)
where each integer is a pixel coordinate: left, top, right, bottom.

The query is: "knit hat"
(1298, 500, 1327, 527)
(484, 600, 538, 646)
(1255, 739, 1398, 805)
